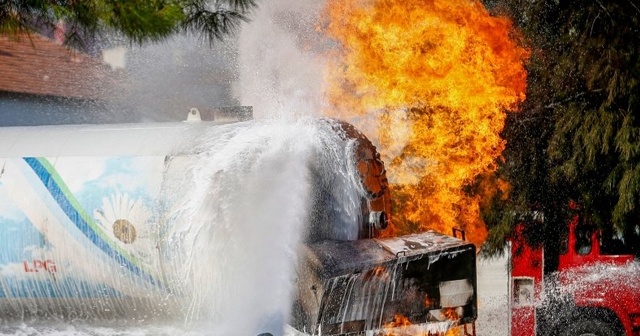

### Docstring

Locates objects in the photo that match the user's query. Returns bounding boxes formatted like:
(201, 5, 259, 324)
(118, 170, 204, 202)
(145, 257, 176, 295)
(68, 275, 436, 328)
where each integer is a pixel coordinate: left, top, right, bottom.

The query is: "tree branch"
(542, 89, 604, 110)
(628, 0, 640, 14)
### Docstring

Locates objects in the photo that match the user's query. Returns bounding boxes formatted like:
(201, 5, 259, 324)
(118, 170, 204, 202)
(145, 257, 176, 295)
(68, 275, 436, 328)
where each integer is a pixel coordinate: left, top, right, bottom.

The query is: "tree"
(482, 0, 640, 258)
(0, 0, 257, 49)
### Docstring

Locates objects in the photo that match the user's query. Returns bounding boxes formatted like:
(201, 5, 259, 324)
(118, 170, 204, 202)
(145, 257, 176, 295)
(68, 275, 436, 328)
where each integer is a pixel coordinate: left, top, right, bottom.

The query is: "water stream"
(163, 118, 364, 335)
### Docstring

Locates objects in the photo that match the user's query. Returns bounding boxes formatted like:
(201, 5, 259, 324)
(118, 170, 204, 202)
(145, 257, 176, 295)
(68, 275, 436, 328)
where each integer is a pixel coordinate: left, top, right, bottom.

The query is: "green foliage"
(181, 0, 255, 43)
(0, 0, 258, 49)
(482, 0, 640, 256)
(101, 0, 184, 43)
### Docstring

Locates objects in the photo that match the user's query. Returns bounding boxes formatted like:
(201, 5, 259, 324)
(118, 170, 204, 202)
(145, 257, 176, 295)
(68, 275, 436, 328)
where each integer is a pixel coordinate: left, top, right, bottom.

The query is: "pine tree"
(0, 0, 257, 49)
(482, 0, 640, 257)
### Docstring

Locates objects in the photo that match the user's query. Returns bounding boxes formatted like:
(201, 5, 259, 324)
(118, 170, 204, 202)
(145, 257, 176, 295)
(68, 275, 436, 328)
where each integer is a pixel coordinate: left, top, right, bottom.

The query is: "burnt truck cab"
(510, 213, 640, 336)
(292, 232, 478, 335)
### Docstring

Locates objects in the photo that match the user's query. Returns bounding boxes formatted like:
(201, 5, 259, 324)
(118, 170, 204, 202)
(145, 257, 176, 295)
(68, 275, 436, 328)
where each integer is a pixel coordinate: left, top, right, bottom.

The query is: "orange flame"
(320, 0, 528, 246)
(443, 307, 460, 320)
(383, 314, 460, 335)
(445, 328, 461, 336)
(372, 266, 388, 277)
(383, 314, 412, 335)
(423, 294, 435, 309)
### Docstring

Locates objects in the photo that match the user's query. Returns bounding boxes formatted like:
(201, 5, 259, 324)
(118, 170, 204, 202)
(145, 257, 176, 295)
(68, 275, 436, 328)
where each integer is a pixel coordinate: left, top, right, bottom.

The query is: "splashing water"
(157, 118, 367, 335)
(542, 261, 640, 310)
(236, 0, 326, 119)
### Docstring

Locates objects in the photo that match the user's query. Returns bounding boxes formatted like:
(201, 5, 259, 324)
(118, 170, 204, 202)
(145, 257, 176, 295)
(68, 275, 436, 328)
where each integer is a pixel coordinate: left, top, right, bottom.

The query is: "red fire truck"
(510, 210, 640, 336)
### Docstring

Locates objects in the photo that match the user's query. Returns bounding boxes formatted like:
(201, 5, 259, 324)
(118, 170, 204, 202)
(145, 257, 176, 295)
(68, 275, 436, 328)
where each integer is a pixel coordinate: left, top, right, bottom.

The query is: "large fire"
(320, 0, 528, 246)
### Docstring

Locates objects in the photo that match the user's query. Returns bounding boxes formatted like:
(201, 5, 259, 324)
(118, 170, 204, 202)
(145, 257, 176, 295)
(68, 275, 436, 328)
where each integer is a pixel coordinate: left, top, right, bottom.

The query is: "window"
(575, 225, 593, 255)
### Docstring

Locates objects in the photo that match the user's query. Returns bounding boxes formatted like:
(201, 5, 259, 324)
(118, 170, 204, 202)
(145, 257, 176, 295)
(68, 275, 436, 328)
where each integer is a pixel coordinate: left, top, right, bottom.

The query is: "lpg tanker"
(0, 109, 478, 336)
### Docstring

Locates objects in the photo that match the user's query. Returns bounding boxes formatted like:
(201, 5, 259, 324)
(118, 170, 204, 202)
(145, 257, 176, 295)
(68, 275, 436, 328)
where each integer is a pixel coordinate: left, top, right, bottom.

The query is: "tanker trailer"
(0, 111, 477, 335)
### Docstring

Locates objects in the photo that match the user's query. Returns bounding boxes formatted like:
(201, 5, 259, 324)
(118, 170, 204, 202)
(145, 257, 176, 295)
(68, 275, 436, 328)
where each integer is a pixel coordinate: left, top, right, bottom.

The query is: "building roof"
(0, 33, 121, 100)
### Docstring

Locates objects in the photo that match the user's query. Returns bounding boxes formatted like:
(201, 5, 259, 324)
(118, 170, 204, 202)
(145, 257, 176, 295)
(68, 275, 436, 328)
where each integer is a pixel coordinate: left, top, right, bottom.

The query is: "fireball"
(321, 0, 529, 246)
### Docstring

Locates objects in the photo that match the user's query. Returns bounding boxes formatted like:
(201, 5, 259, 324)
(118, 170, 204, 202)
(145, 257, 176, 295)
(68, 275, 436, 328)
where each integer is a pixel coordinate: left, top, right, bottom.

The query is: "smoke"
(236, 0, 327, 119)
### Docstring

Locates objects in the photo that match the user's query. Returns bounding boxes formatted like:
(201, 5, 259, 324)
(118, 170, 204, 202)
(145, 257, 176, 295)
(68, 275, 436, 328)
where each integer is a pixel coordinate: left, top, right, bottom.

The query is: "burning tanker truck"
(0, 109, 477, 336)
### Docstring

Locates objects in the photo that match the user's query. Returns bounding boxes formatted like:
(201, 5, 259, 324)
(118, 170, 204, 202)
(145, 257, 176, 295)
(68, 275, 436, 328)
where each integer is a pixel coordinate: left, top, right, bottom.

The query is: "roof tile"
(0, 34, 122, 100)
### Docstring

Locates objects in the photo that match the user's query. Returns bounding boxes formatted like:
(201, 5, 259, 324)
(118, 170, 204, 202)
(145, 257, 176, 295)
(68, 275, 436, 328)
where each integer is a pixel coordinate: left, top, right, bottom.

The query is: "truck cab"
(510, 213, 640, 336)
(558, 215, 633, 270)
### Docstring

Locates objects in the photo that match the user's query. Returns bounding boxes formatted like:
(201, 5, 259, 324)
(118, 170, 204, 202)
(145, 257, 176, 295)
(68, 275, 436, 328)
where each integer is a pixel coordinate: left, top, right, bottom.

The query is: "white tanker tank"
(0, 110, 477, 335)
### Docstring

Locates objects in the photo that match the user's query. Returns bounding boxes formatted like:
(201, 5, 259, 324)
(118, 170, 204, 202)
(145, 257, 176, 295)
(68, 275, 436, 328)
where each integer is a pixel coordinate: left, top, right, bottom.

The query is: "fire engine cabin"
(510, 213, 640, 336)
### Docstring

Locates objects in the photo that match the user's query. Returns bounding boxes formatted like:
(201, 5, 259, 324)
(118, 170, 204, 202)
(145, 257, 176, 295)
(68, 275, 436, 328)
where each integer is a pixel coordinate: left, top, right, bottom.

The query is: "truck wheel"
(560, 319, 618, 336)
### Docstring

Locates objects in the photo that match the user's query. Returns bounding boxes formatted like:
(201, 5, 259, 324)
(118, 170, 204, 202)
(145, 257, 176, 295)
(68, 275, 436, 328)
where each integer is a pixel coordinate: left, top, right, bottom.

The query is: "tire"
(560, 319, 619, 336)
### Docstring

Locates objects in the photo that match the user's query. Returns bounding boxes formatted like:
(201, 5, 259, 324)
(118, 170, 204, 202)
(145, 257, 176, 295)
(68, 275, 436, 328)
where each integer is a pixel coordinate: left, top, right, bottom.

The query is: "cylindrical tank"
(0, 118, 391, 319)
